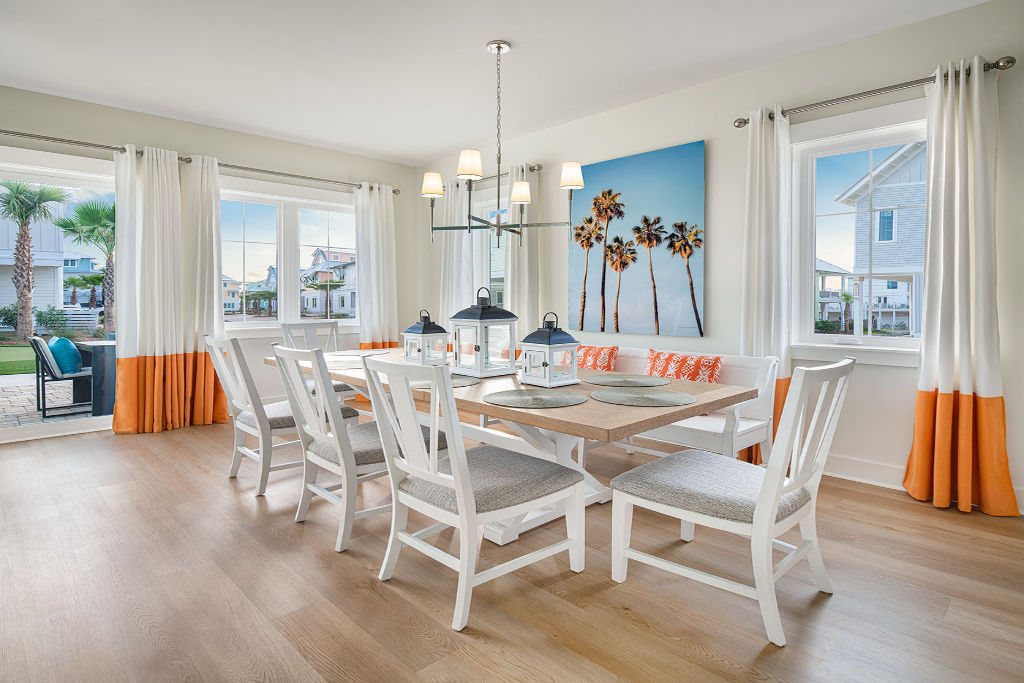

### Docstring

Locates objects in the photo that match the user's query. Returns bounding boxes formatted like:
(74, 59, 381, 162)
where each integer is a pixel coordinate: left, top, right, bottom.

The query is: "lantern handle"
(543, 311, 558, 329)
(419, 308, 431, 320)
(475, 287, 492, 305)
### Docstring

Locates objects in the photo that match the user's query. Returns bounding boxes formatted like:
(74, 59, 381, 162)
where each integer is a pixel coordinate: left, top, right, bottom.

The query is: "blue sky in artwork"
(567, 141, 705, 336)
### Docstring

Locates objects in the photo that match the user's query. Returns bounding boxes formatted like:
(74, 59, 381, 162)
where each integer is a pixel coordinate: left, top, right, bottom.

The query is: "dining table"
(264, 349, 757, 545)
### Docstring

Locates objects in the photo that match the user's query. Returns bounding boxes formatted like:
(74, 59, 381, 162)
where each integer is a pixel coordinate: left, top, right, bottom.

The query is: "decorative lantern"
(450, 287, 518, 378)
(402, 309, 449, 366)
(518, 312, 580, 388)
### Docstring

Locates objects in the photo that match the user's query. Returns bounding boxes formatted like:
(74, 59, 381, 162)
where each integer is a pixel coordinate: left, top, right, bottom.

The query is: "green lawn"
(0, 345, 35, 375)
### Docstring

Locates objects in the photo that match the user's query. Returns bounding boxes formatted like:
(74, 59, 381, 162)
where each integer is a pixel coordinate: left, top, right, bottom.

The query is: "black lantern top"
(451, 287, 518, 321)
(404, 309, 448, 335)
(522, 312, 577, 345)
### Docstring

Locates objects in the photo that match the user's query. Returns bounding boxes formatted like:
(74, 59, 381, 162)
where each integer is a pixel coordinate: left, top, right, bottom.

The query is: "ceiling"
(0, 0, 983, 166)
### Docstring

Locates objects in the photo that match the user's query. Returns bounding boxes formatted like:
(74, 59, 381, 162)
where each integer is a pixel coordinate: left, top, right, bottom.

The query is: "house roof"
(835, 142, 925, 206)
(815, 258, 849, 274)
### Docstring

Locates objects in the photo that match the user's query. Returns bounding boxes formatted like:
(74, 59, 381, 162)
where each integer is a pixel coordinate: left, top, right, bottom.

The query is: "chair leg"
(564, 484, 586, 572)
(334, 475, 359, 552)
(228, 427, 245, 478)
(611, 494, 633, 583)
(576, 438, 587, 470)
(799, 506, 833, 594)
(295, 459, 318, 522)
(751, 534, 786, 646)
(255, 429, 272, 496)
(452, 524, 479, 631)
(379, 500, 409, 580)
(624, 436, 634, 454)
(680, 519, 695, 542)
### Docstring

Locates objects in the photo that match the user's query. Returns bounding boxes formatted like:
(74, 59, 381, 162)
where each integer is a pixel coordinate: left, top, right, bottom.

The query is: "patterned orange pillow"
(559, 345, 618, 371)
(643, 350, 722, 383)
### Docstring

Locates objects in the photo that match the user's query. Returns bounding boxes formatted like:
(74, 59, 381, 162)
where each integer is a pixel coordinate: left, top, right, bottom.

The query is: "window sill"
(790, 342, 919, 368)
(223, 322, 360, 339)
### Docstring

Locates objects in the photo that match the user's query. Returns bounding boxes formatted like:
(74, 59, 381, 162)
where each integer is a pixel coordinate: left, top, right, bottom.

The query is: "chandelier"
(421, 40, 584, 245)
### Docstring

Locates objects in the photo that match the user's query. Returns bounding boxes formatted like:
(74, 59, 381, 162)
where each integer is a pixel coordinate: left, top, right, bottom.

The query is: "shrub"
(90, 328, 107, 339)
(0, 303, 18, 329)
(814, 319, 840, 333)
(35, 306, 72, 338)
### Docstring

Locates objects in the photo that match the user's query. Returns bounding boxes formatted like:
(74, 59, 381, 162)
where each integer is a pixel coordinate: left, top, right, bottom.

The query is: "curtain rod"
(0, 128, 400, 195)
(732, 55, 1015, 128)
(477, 163, 543, 183)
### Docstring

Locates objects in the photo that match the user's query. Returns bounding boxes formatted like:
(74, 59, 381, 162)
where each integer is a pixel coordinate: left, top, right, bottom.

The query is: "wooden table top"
(264, 350, 757, 443)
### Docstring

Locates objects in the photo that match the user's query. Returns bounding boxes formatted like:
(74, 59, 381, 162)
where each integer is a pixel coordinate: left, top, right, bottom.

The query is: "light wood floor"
(1, 424, 1022, 682)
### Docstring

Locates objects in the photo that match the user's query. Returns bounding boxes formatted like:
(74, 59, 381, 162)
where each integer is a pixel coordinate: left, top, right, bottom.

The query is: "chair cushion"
(236, 400, 357, 430)
(47, 336, 82, 375)
(610, 450, 810, 523)
(399, 445, 584, 514)
(308, 422, 446, 468)
(643, 351, 722, 383)
(305, 378, 354, 395)
(561, 345, 618, 371)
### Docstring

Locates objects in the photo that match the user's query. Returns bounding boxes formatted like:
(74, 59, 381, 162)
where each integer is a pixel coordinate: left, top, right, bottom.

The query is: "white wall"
(411, 0, 1024, 502)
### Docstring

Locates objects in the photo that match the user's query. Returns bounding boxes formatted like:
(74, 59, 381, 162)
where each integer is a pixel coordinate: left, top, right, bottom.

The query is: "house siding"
(852, 148, 926, 273)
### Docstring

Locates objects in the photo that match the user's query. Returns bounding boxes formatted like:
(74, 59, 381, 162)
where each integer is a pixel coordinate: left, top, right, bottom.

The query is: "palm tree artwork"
(606, 236, 638, 333)
(666, 221, 705, 337)
(631, 215, 666, 334)
(572, 216, 603, 331)
(0, 180, 71, 339)
(591, 189, 625, 332)
(55, 200, 116, 332)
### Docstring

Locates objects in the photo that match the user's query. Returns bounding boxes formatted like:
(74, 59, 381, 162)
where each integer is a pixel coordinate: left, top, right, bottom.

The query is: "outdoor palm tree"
(591, 189, 625, 331)
(308, 279, 345, 318)
(64, 276, 84, 307)
(666, 221, 705, 337)
(54, 200, 116, 332)
(631, 215, 666, 334)
(78, 273, 105, 309)
(0, 180, 71, 339)
(572, 216, 603, 330)
(606, 236, 638, 333)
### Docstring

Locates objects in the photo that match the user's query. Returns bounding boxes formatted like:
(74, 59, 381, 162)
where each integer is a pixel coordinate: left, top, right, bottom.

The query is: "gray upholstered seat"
(399, 445, 584, 514)
(308, 422, 446, 467)
(237, 399, 357, 430)
(305, 378, 354, 395)
(610, 450, 810, 523)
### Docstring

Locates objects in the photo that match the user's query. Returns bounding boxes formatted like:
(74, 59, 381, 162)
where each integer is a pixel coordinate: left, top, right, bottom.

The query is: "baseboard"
(823, 452, 905, 491)
(0, 416, 113, 445)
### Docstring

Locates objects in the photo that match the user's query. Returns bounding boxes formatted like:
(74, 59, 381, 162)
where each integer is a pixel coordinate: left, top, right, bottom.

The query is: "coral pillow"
(643, 350, 722, 383)
(560, 345, 618, 371)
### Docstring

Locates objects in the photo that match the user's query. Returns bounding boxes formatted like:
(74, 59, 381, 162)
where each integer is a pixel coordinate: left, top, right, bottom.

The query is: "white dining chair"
(281, 320, 358, 397)
(273, 344, 402, 551)
(205, 335, 358, 496)
(362, 356, 587, 631)
(610, 358, 855, 646)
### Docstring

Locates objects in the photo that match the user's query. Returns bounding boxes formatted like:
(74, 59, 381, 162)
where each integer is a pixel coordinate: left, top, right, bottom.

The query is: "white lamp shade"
(420, 172, 444, 198)
(510, 180, 532, 204)
(456, 149, 483, 180)
(560, 161, 584, 190)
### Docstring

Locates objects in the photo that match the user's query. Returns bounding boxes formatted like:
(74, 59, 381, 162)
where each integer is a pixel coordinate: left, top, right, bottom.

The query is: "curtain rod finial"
(993, 56, 1015, 70)
(733, 117, 749, 128)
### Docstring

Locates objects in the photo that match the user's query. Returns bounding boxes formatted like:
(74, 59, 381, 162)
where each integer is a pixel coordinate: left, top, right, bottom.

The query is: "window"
(489, 210, 508, 307)
(298, 208, 356, 320)
(221, 200, 279, 324)
(794, 112, 926, 347)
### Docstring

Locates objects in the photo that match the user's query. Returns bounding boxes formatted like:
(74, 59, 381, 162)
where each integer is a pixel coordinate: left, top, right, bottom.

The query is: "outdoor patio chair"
(28, 336, 92, 419)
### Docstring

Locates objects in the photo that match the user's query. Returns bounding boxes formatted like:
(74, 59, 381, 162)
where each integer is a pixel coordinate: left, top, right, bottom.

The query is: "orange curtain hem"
(359, 341, 398, 350)
(113, 352, 229, 434)
(738, 376, 791, 466)
(904, 389, 1018, 516)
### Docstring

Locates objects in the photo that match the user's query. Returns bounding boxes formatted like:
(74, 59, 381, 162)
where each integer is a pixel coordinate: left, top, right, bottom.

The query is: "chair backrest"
(272, 344, 357, 466)
(281, 321, 342, 352)
(29, 336, 63, 379)
(362, 357, 474, 516)
(756, 358, 855, 525)
(204, 335, 262, 422)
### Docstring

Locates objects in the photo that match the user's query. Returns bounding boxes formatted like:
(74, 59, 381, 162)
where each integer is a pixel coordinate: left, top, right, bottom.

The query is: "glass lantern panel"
(427, 337, 446, 361)
(404, 337, 419, 360)
(521, 349, 546, 377)
(456, 327, 477, 368)
(484, 324, 512, 368)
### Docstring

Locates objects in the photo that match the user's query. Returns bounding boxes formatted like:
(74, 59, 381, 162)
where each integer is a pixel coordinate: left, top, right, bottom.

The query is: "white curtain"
(738, 105, 790, 464)
(437, 179, 489, 326)
(504, 163, 539, 330)
(113, 146, 226, 433)
(354, 183, 399, 347)
(904, 56, 1017, 515)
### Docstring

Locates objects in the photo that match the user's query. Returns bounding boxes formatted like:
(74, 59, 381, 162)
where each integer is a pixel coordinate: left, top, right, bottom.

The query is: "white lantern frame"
(450, 287, 518, 378)
(518, 312, 580, 388)
(402, 309, 449, 366)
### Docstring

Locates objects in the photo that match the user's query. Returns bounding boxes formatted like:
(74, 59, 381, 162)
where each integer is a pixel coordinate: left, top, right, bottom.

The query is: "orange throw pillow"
(560, 345, 619, 371)
(643, 350, 723, 383)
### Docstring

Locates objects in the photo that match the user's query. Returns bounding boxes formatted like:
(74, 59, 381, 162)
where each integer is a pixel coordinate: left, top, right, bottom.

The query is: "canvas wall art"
(568, 141, 706, 337)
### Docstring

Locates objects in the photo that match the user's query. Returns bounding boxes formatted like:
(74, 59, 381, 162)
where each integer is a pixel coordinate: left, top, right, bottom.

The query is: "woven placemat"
(582, 374, 671, 388)
(590, 387, 696, 407)
(410, 376, 480, 390)
(483, 389, 587, 409)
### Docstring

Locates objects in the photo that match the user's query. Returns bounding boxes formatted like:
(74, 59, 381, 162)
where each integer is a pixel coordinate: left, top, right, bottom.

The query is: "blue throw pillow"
(48, 336, 82, 375)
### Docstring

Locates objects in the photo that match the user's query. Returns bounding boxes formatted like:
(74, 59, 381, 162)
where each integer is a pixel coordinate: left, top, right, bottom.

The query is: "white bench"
(579, 347, 778, 463)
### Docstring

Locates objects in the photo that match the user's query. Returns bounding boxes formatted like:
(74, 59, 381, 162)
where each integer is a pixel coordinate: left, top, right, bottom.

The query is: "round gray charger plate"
(483, 389, 588, 409)
(410, 376, 481, 389)
(582, 374, 671, 388)
(590, 387, 696, 407)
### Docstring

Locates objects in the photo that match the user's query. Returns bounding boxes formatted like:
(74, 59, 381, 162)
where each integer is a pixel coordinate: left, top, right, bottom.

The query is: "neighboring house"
(817, 142, 925, 336)
(244, 265, 277, 315)
(221, 275, 241, 313)
(0, 211, 67, 312)
(300, 249, 356, 317)
(62, 251, 101, 306)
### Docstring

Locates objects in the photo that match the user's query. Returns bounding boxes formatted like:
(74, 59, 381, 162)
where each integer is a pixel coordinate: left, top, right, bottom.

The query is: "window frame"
(790, 101, 927, 366)
(875, 209, 897, 243)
